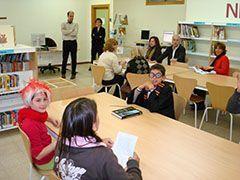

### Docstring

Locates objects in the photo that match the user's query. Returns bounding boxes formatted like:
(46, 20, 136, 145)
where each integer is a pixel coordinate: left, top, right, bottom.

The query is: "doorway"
(91, 4, 110, 41)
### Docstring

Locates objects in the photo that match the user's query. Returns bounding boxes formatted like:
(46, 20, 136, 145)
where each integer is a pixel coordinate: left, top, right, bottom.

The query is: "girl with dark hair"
(198, 42, 230, 76)
(145, 36, 162, 62)
(54, 98, 142, 180)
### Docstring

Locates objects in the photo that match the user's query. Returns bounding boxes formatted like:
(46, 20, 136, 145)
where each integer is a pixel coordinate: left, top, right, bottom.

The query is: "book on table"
(112, 106, 142, 119)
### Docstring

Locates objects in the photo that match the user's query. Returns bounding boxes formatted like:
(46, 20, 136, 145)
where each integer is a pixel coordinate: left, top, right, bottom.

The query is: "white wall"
(113, 0, 186, 46)
(0, 0, 88, 62)
(186, 0, 240, 23)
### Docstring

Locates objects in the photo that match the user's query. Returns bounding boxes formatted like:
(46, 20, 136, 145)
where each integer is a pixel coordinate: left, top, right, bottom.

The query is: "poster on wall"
(0, 25, 15, 48)
(146, 0, 184, 5)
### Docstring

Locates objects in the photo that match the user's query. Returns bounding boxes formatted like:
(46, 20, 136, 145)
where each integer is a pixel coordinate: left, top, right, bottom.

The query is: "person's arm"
(112, 55, 122, 74)
(91, 28, 95, 39)
(101, 27, 106, 41)
(71, 23, 79, 37)
(61, 23, 73, 35)
(157, 47, 169, 63)
(47, 117, 60, 128)
(36, 141, 57, 160)
(176, 46, 186, 63)
(214, 58, 229, 75)
(103, 151, 142, 180)
(127, 88, 141, 104)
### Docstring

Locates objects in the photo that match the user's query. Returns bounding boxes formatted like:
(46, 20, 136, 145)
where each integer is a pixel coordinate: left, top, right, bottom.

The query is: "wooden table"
(46, 93, 240, 179)
(166, 70, 237, 91)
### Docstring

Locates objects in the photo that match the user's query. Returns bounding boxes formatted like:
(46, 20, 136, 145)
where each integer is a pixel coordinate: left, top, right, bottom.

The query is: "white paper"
(112, 132, 138, 168)
(190, 66, 216, 75)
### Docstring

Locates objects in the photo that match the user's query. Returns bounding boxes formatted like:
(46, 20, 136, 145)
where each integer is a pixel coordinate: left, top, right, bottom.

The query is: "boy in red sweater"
(18, 80, 59, 170)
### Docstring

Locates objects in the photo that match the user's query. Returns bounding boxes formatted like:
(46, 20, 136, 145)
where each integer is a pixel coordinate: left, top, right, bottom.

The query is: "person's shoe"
(61, 74, 66, 79)
(70, 74, 76, 79)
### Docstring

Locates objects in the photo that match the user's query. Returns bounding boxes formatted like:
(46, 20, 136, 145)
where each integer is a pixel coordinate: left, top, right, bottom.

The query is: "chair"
(173, 75, 205, 128)
(91, 64, 122, 98)
(199, 82, 235, 141)
(126, 73, 150, 90)
(39, 37, 61, 74)
(18, 127, 52, 180)
(51, 86, 95, 102)
(173, 92, 187, 120)
(170, 61, 189, 68)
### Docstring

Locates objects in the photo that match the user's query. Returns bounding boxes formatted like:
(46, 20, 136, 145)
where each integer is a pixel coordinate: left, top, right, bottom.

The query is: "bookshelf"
(0, 44, 37, 132)
(177, 21, 240, 67)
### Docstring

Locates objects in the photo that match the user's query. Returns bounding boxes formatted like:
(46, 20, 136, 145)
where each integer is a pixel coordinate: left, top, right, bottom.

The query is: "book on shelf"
(180, 24, 200, 38)
(213, 26, 225, 40)
(0, 74, 19, 92)
(182, 40, 196, 52)
(0, 110, 18, 129)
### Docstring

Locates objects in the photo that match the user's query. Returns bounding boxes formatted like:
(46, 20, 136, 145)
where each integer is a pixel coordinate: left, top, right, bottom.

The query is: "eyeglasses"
(149, 72, 162, 78)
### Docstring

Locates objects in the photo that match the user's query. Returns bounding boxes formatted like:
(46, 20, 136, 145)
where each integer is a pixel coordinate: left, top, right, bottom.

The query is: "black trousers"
(99, 75, 124, 98)
(91, 45, 103, 63)
(62, 40, 77, 75)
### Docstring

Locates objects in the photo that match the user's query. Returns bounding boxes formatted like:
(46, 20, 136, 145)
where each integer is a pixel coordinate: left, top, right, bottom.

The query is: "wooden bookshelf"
(0, 44, 37, 132)
(178, 21, 240, 65)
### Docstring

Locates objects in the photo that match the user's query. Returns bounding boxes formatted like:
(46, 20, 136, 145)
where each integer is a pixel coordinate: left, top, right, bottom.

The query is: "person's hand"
(237, 73, 240, 92)
(195, 64, 202, 69)
(51, 119, 60, 128)
(129, 152, 140, 163)
(120, 60, 126, 66)
(202, 66, 213, 71)
(144, 81, 154, 91)
(102, 138, 114, 148)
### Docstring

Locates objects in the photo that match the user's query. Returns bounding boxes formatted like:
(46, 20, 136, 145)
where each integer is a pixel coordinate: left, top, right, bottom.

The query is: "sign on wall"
(0, 25, 15, 48)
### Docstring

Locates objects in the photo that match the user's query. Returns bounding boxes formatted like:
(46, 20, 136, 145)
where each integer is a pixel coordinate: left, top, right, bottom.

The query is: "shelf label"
(226, 23, 240, 27)
(0, 49, 14, 55)
(194, 22, 205, 25)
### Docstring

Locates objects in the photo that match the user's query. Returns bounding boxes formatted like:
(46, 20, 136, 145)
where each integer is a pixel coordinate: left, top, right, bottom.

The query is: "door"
(91, 4, 110, 41)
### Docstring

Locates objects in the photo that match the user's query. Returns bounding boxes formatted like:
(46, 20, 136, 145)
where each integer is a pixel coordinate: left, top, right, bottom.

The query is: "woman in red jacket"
(200, 42, 230, 76)
(18, 80, 59, 170)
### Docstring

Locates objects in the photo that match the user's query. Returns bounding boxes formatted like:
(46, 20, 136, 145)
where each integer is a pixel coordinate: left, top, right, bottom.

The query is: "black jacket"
(157, 45, 186, 65)
(127, 82, 175, 119)
(227, 89, 240, 114)
(145, 46, 162, 61)
(92, 26, 105, 48)
(54, 145, 142, 180)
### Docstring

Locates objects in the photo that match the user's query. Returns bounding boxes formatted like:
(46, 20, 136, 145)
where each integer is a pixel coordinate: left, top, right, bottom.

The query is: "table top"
(46, 93, 240, 179)
(166, 69, 237, 91)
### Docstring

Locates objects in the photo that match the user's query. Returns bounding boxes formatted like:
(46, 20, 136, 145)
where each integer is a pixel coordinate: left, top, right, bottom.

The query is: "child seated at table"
(54, 98, 142, 180)
(18, 80, 60, 170)
(127, 64, 175, 119)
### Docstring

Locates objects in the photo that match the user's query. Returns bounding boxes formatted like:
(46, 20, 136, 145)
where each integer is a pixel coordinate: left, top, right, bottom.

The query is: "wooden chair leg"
(215, 110, 220, 125)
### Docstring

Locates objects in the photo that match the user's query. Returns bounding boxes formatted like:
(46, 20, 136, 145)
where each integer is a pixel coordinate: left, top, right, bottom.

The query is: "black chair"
(38, 37, 61, 74)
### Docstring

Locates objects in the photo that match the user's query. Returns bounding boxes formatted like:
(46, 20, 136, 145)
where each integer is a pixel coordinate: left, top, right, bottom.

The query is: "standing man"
(89, 18, 106, 71)
(157, 35, 186, 65)
(61, 11, 78, 79)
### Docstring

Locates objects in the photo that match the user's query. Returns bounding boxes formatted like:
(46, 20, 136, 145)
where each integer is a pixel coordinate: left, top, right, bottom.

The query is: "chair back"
(126, 73, 150, 89)
(173, 93, 187, 120)
(173, 75, 197, 101)
(206, 82, 235, 111)
(171, 61, 189, 68)
(91, 65, 105, 86)
(51, 86, 95, 101)
(18, 127, 32, 163)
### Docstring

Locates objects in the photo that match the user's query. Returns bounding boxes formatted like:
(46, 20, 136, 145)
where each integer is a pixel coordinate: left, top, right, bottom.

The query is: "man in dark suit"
(89, 18, 106, 71)
(157, 35, 186, 65)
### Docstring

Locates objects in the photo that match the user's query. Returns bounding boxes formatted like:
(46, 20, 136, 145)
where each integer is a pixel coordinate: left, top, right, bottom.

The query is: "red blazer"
(213, 55, 230, 76)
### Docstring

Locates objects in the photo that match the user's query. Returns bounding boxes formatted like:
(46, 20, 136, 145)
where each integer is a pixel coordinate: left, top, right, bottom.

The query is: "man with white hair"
(157, 34, 186, 65)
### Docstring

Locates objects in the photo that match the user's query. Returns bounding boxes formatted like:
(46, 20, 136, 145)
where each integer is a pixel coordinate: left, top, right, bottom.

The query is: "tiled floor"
(0, 63, 240, 179)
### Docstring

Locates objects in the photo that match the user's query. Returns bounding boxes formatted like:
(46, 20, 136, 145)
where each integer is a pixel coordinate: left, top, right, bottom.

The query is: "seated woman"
(121, 47, 150, 99)
(227, 73, 240, 114)
(18, 80, 59, 170)
(145, 36, 162, 62)
(127, 64, 175, 119)
(98, 38, 125, 97)
(198, 42, 230, 76)
(54, 98, 142, 180)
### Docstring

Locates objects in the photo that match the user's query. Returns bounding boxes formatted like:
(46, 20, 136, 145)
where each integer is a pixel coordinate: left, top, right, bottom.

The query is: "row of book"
(0, 53, 30, 62)
(0, 110, 18, 129)
(182, 40, 196, 52)
(0, 61, 30, 73)
(179, 25, 200, 38)
(0, 74, 19, 92)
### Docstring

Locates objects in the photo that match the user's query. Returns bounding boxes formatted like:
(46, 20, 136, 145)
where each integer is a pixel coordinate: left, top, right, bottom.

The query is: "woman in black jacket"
(54, 98, 142, 180)
(145, 36, 162, 62)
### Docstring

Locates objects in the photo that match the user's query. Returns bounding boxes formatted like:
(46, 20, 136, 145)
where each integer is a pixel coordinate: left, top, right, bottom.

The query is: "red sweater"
(18, 108, 55, 165)
(213, 55, 230, 76)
